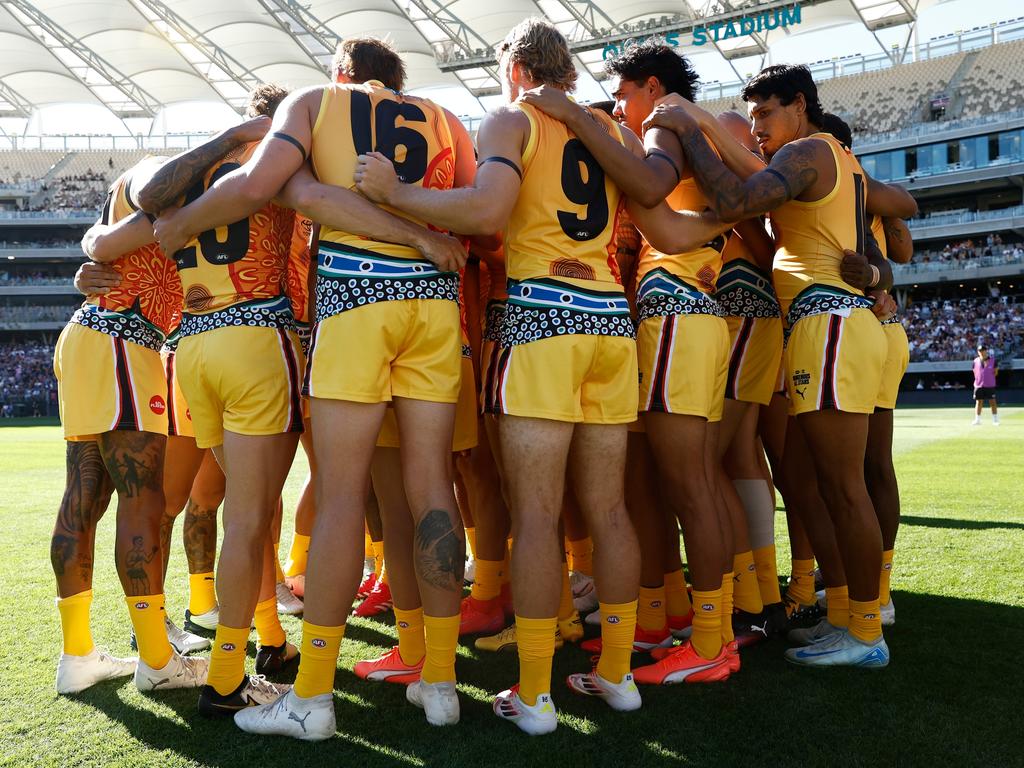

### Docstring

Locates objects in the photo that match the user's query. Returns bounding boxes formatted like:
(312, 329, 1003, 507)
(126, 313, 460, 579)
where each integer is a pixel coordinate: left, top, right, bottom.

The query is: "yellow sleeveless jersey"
(505, 103, 625, 287)
(173, 141, 296, 336)
(73, 157, 182, 351)
(311, 81, 456, 259)
(870, 214, 887, 260)
(771, 133, 869, 317)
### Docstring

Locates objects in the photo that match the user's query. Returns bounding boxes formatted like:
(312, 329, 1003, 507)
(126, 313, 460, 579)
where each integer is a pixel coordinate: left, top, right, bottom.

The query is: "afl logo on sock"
(398, 622, 409, 629)
(312, 638, 327, 648)
(221, 643, 236, 652)
(134, 601, 149, 609)
(606, 616, 620, 624)
(149, 395, 166, 415)
(651, 600, 662, 608)
(701, 603, 715, 611)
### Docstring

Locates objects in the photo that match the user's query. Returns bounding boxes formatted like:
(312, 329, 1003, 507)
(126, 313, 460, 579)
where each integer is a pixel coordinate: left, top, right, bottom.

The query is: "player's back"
(771, 133, 868, 318)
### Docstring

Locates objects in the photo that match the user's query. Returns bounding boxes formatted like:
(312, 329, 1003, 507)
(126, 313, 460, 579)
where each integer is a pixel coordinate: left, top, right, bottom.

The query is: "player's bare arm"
(73, 261, 120, 296)
(645, 105, 826, 221)
(520, 84, 678, 207)
(732, 217, 776, 273)
(882, 217, 914, 264)
(81, 211, 155, 263)
(866, 175, 918, 219)
(134, 115, 272, 214)
(626, 199, 733, 255)
(153, 87, 320, 254)
(355, 106, 527, 236)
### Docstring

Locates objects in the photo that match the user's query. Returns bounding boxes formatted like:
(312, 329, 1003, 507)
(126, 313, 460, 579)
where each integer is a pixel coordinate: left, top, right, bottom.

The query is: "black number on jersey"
(350, 91, 429, 184)
(173, 162, 250, 271)
(852, 172, 866, 255)
(557, 138, 609, 242)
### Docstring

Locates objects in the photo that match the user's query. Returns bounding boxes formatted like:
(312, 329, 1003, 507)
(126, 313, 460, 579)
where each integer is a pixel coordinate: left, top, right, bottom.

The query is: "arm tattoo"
(681, 131, 818, 220)
(183, 499, 218, 574)
(883, 219, 907, 244)
(414, 509, 464, 591)
(136, 133, 241, 213)
(97, 432, 164, 498)
(51, 441, 112, 583)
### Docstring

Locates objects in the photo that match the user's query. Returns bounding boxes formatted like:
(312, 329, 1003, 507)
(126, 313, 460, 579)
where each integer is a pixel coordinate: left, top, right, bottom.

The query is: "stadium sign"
(602, 4, 803, 60)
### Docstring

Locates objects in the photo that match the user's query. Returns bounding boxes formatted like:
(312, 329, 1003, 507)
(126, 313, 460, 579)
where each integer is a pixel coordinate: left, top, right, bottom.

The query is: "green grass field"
(1, 408, 1021, 767)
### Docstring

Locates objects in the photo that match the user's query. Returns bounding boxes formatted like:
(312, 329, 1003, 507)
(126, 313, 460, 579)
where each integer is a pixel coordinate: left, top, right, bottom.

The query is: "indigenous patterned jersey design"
(715, 229, 780, 319)
(286, 215, 314, 327)
(502, 103, 632, 345)
(310, 80, 460, 320)
(172, 142, 297, 336)
(772, 133, 869, 317)
(72, 156, 182, 351)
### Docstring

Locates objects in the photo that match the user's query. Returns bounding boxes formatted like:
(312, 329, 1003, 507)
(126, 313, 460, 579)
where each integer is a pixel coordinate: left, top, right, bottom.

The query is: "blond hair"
(499, 18, 577, 91)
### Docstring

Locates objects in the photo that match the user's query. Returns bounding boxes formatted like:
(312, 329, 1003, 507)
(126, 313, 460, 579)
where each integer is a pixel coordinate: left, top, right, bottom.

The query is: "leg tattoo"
(182, 499, 218, 574)
(51, 441, 112, 585)
(414, 509, 464, 591)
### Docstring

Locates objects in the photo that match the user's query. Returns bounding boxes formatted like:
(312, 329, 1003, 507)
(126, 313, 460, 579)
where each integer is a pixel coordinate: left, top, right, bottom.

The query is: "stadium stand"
(0, 341, 57, 418)
(958, 38, 1024, 118)
(904, 295, 1023, 363)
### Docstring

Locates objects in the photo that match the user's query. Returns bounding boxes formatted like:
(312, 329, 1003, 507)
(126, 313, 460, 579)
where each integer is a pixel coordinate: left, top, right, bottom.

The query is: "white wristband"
(868, 264, 880, 288)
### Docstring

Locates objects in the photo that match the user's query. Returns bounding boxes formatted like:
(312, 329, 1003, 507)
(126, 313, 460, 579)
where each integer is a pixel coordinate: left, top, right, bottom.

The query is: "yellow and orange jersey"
(771, 133, 871, 318)
(74, 156, 182, 350)
(505, 103, 626, 288)
(311, 80, 456, 261)
(285, 214, 314, 327)
(173, 141, 296, 335)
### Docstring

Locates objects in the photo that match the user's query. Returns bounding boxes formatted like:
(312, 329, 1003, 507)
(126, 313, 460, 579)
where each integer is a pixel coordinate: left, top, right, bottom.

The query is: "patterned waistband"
(637, 269, 724, 323)
(501, 278, 634, 347)
(483, 300, 506, 343)
(784, 285, 872, 329)
(315, 242, 459, 320)
(881, 314, 903, 327)
(295, 322, 312, 356)
(179, 295, 295, 337)
(714, 260, 780, 319)
(71, 304, 165, 351)
(160, 327, 182, 354)
(461, 343, 472, 359)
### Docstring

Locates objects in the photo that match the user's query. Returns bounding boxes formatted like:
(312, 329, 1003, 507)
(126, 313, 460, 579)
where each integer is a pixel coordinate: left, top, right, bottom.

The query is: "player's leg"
(159, 435, 206, 579)
(284, 427, 316, 598)
(990, 395, 999, 422)
(865, 407, 899, 623)
(183, 450, 223, 635)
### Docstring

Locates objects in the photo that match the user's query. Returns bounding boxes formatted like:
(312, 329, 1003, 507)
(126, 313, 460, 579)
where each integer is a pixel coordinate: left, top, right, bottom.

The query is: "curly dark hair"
(246, 83, 289, 118)
(819, 112, 853, 148)
(604, 40, 700, 101)
(741, 64, 825, 128)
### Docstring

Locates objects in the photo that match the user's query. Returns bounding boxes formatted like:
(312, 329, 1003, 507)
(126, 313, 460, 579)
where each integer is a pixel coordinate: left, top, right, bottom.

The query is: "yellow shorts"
(785, 308, 886, 416)
(306, 300, 461, 404)
(161, 350, 194, 439)
(876, 321, 909, 410)
(176, 325, 305, 449)
(638, 313, 729, 421)
(377, 354, 478, 452)
(724, 316, 783, 407)
(495, 334, 638, 424)
(53, 323, 168, 441)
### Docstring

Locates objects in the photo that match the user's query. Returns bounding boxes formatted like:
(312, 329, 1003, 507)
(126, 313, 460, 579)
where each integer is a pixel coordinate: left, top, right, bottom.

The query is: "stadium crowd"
(0, 271, 71, 286)
(0, 304, 73, 323)
(904, 295, 1023, 361)
(0, 340, 56, 417)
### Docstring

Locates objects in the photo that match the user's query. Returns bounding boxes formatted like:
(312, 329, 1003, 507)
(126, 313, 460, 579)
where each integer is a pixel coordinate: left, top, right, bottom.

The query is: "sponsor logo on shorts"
(134, 601, 149, 609)
(701, 603, 715, 611)
(149, 395, 166, 415)
(312, 638, 327, 648)
(606, 616, 621, 624)
(221, 643, 236, 652)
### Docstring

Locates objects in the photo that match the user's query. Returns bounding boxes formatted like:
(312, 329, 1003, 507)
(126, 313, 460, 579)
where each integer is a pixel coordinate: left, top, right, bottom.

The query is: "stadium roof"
(0, 0, 948, 121)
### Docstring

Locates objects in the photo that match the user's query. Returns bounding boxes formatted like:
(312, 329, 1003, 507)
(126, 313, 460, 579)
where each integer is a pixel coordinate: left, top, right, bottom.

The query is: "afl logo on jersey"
(149, 395, 166, 415)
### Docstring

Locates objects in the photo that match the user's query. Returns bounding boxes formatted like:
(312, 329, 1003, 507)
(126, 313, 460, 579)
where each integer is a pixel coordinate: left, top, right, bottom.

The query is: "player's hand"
(520, 85, 579, 122)
(868, 288, 897, 321)
(643, 104, 698, 138)
(277, 162, 316, 211)
(230, 114, 272, 145)
(74, 261, 120, 296)
(415, 229, 468, 273)
(840, 249, 873, 290)
(354, 151, 400, 203)
(153, 207, 190, 257)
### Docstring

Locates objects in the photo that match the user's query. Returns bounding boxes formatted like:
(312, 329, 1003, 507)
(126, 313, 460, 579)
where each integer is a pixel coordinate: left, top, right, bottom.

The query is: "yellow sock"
(557, 562, 574, 622)
(596, 600, 637, 684)
(567, 537, 594, 577)
(465, 527, 477, 559)
(848, 598, 882, 643)
(208, 624, 250, 695)
(664, 569, 692, 617)
(293, 621, 345, 698)
(421, 614, 460, 684)
(637, 585, 666, 632)
(732, 551, 763, 614)
(880, 549, 894, 605)
(126, 594, 172, 670)
(188, 572, 217, 615)
(516, 615, 557, 705)
(254, 597, 286, 647)
(720, 573, 735, 644)
(690, 588, 723, 660)
(379, 566, 389, 586)
(285, 534, 310, 578)
(394, 607, 425, 666)
(57, 590, 93, 656)
(364, 532, 374, 559)
(788, 558, 816, 606)
(826, 585, 850, 629)
(752, 545, 782, 604)
(470, 558, 503, 602)
(372, 541, 385, 578)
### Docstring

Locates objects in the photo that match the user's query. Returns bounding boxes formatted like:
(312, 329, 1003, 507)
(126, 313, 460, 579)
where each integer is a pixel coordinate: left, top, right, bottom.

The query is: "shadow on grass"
(69, 590, 1022, 768)
(901, 515, 1024, 531)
